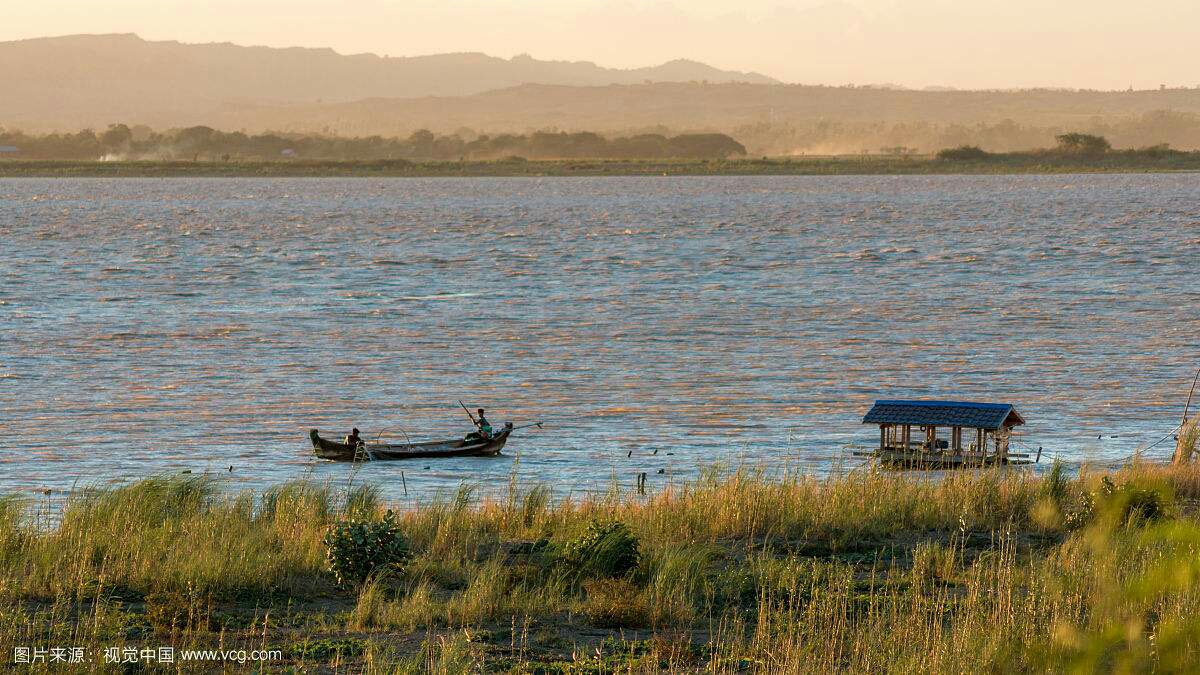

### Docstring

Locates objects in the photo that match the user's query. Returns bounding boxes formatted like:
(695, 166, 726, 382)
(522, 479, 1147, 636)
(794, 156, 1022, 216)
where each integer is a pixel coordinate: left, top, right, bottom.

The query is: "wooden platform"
(853, 449, 1032, 470)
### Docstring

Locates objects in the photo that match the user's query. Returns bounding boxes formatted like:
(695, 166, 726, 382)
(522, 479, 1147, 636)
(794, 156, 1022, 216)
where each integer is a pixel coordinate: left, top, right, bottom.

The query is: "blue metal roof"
(862, 400, 1024, 430)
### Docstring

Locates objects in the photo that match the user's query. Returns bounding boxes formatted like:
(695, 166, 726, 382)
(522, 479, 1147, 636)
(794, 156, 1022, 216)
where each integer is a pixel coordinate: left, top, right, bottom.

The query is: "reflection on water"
(1, 175, 1198, 501)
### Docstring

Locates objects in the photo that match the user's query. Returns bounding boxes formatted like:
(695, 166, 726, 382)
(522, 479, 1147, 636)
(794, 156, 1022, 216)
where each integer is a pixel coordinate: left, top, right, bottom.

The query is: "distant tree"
(62, 129, 101, 159)
(0, 124, 756, 162)
(431, 134, 466, 159)
(608, 134, 668, 158)
(100, 124, 132, 152)
(663, 133, 746, 159)
(174, 126, 217, 160)
(1137, 143, 1178, 159)
(936, 145, 991, 161)
(176, 126, 216, 146)
(453, 126, 479, 142)
(1054, 133, 1111, 157)
(406, 129, 436, 158)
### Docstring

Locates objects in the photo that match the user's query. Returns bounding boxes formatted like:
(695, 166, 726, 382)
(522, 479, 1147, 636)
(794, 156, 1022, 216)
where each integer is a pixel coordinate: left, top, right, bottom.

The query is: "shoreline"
(4, 156, 1200, 177)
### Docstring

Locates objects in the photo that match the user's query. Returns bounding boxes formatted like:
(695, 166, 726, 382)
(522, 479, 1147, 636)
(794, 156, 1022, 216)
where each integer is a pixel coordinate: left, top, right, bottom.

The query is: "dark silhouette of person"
(476, 409, 493, 438)
(344, 428, 362, 447)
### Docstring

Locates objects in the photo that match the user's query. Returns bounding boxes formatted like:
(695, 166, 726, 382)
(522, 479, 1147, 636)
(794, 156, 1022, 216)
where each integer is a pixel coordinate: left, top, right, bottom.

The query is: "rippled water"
(2, 175, 1198, 502)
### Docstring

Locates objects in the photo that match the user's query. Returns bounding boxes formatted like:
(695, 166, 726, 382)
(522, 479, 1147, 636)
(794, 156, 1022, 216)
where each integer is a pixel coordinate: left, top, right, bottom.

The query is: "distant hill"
(5, 33, 1200, 153)
(186, 82, 1200, 153)
(203, 82, 1200, 134)
(0, 34, 776, 131)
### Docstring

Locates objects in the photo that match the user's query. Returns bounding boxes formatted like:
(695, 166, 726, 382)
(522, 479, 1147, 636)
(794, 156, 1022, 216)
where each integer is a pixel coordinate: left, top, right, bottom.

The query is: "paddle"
(459, 400, 479, 427)
(510, 422, 544, 432)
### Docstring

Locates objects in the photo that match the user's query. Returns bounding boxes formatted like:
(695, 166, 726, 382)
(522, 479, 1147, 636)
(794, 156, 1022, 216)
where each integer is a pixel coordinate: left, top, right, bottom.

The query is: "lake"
(2, 175, 1198, 503)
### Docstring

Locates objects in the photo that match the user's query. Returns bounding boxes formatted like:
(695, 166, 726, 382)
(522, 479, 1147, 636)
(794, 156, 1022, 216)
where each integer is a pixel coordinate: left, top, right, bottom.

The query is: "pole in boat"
(459, 400, 479, 426)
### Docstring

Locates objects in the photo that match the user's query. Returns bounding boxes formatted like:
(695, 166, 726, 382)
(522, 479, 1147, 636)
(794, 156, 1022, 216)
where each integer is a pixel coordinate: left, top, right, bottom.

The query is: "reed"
(1, 465, 1198, 671)
(1174, 419, 1199, 464)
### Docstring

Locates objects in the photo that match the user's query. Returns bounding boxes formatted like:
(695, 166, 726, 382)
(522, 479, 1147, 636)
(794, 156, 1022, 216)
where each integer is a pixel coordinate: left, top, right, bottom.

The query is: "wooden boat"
(853, 448, 1031, 470)
(310, 427, 510, 462)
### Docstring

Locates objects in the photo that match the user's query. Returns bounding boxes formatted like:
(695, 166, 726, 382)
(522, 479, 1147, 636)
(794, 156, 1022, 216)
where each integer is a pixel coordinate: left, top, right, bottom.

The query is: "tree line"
(0, 126, 747, 161)
(935, 133, 1195, 162)
(729, 110, 1200, 156)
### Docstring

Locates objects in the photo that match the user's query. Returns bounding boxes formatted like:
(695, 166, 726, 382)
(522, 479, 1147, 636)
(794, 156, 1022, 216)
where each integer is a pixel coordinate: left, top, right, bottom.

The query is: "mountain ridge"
(0, 33, 777, 131)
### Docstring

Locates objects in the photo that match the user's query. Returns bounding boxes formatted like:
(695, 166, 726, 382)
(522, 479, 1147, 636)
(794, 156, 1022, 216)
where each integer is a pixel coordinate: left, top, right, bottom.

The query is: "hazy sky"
(5, 0, 1198, 89)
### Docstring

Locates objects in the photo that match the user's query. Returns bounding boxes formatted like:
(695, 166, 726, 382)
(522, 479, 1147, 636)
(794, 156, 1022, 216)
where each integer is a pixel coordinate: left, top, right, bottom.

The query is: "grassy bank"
(3, 152, 1200, 178)
(3, 465, 1200, 671)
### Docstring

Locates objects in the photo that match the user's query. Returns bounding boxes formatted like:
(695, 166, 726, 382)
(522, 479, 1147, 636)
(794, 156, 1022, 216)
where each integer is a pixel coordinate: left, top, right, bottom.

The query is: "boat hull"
(854, 449, 1031, 470)
(310, 429, 509, 462)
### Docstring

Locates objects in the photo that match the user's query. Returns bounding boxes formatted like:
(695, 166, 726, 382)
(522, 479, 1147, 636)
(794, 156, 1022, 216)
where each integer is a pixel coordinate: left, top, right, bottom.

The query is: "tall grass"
(2, 476, 347, 603)
(1174, 419, 1199, 464)
(1, 465, 1199, 670)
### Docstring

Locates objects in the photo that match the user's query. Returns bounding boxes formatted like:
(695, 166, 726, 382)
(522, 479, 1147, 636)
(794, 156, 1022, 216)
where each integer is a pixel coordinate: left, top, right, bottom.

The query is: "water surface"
(2, 175, 1198, 502)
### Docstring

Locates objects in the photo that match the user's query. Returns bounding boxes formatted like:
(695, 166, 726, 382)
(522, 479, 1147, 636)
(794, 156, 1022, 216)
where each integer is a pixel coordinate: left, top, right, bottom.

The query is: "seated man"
(344, 428, 362, 448)
(466, 409, 494, 441)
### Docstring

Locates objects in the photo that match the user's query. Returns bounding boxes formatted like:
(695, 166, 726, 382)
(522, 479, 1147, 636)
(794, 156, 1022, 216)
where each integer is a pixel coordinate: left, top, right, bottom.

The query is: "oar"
(510, 421, 544, 432)
(459, 400, 479, 426)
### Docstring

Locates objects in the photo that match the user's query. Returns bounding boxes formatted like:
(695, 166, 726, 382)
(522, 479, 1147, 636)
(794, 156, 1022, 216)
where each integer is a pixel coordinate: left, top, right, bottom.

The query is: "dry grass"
(1174, 419, 1199, 464)
(1, 464, 1199, 671)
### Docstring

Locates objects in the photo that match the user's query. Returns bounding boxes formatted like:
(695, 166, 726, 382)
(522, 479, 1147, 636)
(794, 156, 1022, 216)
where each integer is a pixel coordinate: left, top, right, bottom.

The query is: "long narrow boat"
(310, 428, 510, 462)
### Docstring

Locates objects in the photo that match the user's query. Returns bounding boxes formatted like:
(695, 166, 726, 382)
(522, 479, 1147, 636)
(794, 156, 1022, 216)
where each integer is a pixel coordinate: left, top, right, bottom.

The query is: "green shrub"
(560, 520, 640, 578)
(1112, 486, 1172, 524)
(1067, 476, 1174, 530)
(324, 511, 410, 586)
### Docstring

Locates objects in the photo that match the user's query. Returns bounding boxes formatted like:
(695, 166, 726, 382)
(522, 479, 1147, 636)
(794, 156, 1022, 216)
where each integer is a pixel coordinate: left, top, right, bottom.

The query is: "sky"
(4, 0, 1199, 90)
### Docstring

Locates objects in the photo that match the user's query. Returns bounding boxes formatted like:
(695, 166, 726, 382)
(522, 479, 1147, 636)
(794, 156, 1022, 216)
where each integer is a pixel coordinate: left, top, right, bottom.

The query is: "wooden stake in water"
(401, 470, 408, 497)
(1183, 366, 1200, 426)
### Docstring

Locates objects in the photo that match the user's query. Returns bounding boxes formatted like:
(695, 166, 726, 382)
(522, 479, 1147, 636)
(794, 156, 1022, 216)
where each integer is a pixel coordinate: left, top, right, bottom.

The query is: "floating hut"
(858, 399, 1029, 469)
